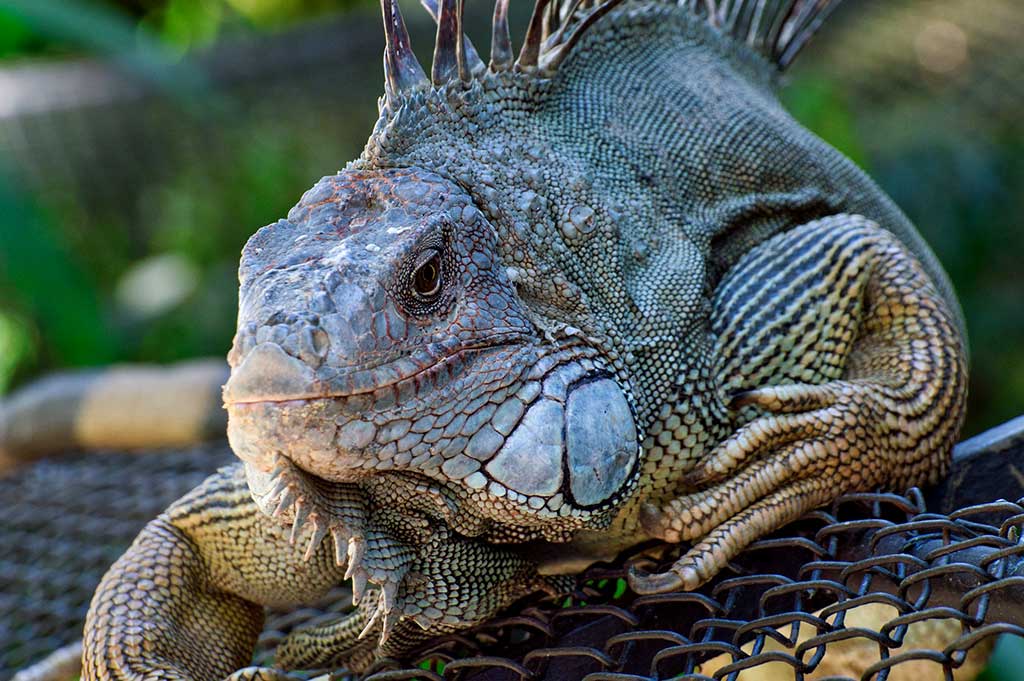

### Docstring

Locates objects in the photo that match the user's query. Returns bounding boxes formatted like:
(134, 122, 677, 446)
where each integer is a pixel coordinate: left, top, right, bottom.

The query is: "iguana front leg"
(632, 215, 967, 592)
(84, 462, 552, 679)
(83, 464, 350, 681)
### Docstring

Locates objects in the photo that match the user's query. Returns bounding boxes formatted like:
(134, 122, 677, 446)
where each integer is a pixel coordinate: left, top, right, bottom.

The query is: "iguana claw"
(224, 667, 303, 681)
(355, 584, 404, 645)
(249, 456, 370, 567)
(357, 594, 385, 641)
(346, 532, 413, 644)
(626, 563, 687, 594)
(354, 579, 406, 645)
(345, 536, 366, 578)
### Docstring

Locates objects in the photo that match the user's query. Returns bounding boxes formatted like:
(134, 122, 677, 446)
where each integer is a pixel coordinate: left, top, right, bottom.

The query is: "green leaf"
(0, 165, 114, 376)
(0, 0, 208, 98)
(978, 635, 1024, 681)
(0, 7, 36, 57)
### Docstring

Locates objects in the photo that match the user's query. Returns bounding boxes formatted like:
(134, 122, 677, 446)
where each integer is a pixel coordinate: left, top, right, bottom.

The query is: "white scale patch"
(565, 378, 636, 506)
(484, 376, 636, 508)
(485, 399, 563, 496)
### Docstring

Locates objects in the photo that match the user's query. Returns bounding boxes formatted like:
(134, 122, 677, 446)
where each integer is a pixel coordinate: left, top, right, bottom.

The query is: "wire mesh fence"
(3, 417, 1023, 680)
(0, 445, 236, 677)
(358, 492, 1022, 680)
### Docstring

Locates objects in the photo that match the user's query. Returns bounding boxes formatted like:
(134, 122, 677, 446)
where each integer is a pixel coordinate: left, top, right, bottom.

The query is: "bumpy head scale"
(378, 0, 843, 110)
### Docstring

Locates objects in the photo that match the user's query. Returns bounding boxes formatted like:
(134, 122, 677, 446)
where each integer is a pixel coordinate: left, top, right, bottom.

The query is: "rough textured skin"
(83, 0, 968, 678)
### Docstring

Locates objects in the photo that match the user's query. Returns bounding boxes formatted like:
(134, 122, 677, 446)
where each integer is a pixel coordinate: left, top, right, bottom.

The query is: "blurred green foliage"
(0, 0, 356, 56)
(980, 634, 1024, 681)
(780, 78, 867, 170)
(0, 168, 112, 386)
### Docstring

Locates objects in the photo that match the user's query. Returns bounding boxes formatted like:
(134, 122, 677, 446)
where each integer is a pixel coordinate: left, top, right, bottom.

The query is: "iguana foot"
(83, 466, 349, 681)
(345, 529, 417, 641)
(632, 475, 835, 592)
(633, 378, 959, 593)
(641, 378, 897, 550)
(275, 604, 376, 673)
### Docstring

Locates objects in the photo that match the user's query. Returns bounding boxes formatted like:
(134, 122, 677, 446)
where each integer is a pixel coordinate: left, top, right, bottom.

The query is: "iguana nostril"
(265, 311, 297, 326)
(223, 342, 318, 404)
(294, 326, 330, 367)
(228, 326, 257, 366)
(312, 328, 329, 356)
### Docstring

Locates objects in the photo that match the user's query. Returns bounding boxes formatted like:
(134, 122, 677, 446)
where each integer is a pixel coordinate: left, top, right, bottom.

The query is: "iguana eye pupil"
(413, 253, 442, 300)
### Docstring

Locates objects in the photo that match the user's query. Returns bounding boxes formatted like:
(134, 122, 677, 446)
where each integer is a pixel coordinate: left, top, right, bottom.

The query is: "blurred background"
(0, 0, 1021, 678)
(0, 0, 1021, 437)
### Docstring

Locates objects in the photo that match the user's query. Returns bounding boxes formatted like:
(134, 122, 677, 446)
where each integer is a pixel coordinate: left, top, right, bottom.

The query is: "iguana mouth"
(224, 338, 541, 480)
(223, 333, 528, 407)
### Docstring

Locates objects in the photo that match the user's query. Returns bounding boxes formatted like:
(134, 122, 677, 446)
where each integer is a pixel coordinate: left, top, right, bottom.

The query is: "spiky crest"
(380, 0, 427, 104)
(490, 0, 513, 69)
(420, 0, 484, 82)
(377, 0, 842, 110)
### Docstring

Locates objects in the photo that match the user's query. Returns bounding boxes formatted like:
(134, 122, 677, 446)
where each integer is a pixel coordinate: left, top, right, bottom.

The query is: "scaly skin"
(83, 465, 550, 678)
(83, 0, 968, 677)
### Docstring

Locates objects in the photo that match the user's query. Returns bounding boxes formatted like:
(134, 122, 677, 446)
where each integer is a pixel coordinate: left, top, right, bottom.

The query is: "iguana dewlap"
(82, 0, 968, 678)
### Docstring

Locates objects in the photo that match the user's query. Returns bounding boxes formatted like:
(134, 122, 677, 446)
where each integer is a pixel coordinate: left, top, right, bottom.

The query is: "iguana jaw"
(223, 339, 532, 480)
(226, 336, 643, 544)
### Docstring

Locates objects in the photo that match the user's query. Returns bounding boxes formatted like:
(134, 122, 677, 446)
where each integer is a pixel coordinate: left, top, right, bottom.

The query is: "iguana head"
(224, 167, 641, 541)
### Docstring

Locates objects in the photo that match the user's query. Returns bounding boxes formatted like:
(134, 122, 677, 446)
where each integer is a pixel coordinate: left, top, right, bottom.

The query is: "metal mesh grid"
(261, 491, 1024, 680)
(0, 445, 235, 678)
(3, 428, 1024, 680)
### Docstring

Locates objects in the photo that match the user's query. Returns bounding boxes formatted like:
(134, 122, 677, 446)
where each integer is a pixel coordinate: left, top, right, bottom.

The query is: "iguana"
(71, 0, 968, 678)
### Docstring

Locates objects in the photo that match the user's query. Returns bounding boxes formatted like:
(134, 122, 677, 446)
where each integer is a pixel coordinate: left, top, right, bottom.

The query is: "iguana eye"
(412, 250, 442, 301)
